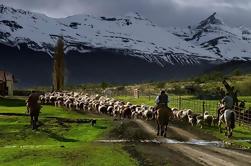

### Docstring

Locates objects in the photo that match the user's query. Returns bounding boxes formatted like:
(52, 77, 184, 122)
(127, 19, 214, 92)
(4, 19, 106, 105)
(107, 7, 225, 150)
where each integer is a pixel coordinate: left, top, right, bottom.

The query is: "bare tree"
(53, 36, 64, 91)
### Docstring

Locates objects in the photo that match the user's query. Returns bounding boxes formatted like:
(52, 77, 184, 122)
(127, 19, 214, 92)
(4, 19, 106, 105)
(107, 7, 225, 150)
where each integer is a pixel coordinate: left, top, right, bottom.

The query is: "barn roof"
(0, 71, 6, 82)
(0, 71, 15, 82)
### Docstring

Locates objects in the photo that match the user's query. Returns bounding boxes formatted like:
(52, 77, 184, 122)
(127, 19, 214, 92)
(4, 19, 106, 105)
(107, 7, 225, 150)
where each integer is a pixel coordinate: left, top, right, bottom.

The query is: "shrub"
(194, 71, 224, 83)
(231, 69, 242, 76)
(155, 82, 166, 89)
(236, 77, 251, 95)
(100, 82, 108, 90)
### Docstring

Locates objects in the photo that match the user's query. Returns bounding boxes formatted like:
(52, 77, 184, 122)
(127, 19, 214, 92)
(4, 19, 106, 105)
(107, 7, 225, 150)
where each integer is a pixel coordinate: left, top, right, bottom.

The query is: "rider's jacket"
(155, 94, 168, 106)
(222, 95, 233, 109)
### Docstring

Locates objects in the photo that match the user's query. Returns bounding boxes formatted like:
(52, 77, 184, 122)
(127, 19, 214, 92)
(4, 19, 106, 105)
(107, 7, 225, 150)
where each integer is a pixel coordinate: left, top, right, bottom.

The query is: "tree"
(231, 69, 242, 76)
(100, 82, 108, 90)
(53, 36, 64, 91)
(155, 82, 166, 89)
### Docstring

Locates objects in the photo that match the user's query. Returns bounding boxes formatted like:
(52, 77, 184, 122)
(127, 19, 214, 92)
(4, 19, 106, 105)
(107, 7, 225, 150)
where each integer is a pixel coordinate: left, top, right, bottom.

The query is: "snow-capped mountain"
(168, 12, 251, 61)
(0, 4, 220, 67)
(1, 5, 251, 87)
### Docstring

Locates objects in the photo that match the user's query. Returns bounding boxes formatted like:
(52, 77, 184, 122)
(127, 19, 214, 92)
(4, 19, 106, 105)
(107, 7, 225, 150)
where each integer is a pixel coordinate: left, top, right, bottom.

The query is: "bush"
(184, 84, 202, 95)
(231, 69, 242, 76)
(155, 82, 166, 89)
(194, 71, 224, 83)
(236, 77, 251, 95)
(172, 84, 185, 94)
(115, 86, 125, 91)
(100, 82, 108, 90)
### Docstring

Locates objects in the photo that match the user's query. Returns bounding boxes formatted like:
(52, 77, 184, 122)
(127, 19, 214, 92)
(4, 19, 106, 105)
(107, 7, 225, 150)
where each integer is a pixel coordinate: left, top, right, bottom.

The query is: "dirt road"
(134, 119, 251, 166)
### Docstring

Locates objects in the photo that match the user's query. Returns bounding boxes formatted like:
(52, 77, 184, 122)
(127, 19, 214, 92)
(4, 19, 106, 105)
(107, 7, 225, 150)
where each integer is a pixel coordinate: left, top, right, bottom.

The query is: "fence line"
(105, 89, 251, 126)
(235, 106, 251, 126)
(115, 92, 251, 126)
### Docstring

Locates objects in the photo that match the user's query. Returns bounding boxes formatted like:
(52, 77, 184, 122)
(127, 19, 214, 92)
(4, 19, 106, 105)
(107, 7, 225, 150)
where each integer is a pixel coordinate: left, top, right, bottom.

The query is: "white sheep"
(204, 111, 213, 127)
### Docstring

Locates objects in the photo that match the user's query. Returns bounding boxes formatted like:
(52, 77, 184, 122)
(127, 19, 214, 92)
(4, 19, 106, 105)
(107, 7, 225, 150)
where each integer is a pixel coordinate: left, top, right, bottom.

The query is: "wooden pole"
(202, 101, 205, 115)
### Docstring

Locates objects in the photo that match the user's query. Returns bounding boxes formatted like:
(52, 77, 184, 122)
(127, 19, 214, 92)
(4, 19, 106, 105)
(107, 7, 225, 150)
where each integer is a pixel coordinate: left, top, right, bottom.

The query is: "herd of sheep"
(172, 108, 218, 128)
(39, 91, 218, 128)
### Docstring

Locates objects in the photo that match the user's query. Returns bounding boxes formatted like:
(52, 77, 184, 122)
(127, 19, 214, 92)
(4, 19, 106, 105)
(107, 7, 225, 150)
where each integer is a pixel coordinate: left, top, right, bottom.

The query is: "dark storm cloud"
(0, 0, 251, 27)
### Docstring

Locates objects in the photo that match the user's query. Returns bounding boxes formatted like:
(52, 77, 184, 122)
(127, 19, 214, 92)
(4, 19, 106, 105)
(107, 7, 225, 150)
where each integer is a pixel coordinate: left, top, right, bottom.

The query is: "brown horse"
(156, 106, 172, 137)
(29, 104, 41, 130)
(122, 107, 132, 119)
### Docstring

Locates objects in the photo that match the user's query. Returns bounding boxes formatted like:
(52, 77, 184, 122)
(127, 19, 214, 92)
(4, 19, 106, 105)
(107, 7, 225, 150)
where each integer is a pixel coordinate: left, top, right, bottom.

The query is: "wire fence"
(111, 90, 251, 126)
(170, 96, 251, 126)
(235, 106, 251, 126)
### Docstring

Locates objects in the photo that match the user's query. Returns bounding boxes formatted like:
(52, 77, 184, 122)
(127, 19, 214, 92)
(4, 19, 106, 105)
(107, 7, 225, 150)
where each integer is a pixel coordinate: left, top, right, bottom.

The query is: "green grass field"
(0, 97, 138, 166)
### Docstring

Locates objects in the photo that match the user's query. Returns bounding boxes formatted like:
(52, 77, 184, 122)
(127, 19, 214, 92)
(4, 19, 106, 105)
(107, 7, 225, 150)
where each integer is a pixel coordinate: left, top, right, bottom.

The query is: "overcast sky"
(1, 0, 251, 28)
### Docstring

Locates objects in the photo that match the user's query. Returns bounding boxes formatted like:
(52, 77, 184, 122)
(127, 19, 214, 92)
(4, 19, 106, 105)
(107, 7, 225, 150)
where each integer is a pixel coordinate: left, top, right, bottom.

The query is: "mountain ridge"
(0, 5, 251, 86)
(168, 12, 251, 61)
(0, 4, 221, 67)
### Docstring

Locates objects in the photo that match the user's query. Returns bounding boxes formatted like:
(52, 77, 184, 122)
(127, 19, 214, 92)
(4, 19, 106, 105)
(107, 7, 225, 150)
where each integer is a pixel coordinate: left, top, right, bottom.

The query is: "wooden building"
(0, 71, 15, 96)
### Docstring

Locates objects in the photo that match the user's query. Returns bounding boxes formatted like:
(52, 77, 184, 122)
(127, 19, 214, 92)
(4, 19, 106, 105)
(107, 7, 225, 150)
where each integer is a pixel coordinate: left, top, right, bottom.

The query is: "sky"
(0, 0, 251, 28)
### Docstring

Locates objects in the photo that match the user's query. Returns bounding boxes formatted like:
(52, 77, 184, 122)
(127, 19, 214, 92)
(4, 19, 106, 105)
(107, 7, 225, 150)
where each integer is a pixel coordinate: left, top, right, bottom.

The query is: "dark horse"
(156, 106, 172, 137)
(28, 104, 41, 130)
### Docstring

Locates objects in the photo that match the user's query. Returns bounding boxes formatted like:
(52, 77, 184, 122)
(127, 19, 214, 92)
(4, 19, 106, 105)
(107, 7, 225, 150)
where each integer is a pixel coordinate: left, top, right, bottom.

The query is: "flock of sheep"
(172, 108, 218, 128)
(40, 91, 154, 120)
(40, 91, 218, 128)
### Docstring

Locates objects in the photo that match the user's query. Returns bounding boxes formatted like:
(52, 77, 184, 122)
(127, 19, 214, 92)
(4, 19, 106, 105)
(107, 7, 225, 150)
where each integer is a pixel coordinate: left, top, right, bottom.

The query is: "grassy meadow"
(0, 97, 138, 166)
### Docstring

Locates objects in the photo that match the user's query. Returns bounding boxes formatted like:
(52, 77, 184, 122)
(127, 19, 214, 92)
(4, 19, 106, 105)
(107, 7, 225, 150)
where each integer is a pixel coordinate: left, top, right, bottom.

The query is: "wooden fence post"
(238, 106, 241, 126)
(134, 89, 139, 99)
(247, 107, 251, 124)
(243, 107, 245, 124)
(202, 101, 205, 116)
(216, 104, 218, 117)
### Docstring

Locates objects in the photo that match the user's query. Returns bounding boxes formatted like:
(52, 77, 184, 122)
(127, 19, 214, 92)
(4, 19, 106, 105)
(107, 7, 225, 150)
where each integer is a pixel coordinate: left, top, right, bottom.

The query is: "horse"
(122, 107, 132, 119)
(156, 106, 172, 137)
(218, 109, 236, 138)
(29, 104, 42, 130)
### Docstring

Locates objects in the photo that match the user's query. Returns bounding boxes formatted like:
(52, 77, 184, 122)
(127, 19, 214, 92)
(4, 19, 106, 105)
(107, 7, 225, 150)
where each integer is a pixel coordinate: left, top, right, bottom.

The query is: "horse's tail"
(230, 111, 235, 129)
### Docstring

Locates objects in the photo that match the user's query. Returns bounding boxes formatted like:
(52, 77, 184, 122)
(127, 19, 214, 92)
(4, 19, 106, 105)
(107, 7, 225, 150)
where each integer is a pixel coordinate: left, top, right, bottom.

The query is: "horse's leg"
(30, 115, 33, 127)
(31, 115, 36, 130)
(225, 126, 228, 136)
(35, 114, 39, 128)
(164, 125, 167, 137)
(157, 121, 160, 136)
(164, 118, 169, 137)
(161, 125, 164, 136)
(218, 120, 222, 133)
(217, 108, 221, 120)
(228, 128, 233, 138)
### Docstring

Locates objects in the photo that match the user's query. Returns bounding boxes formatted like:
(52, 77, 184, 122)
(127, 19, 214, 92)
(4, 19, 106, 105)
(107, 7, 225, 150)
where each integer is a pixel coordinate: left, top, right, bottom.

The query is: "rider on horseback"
(217, 93, 234, 120)
(155, 90, 169, 109)
(155, 90, 170, 137)
(26, 90, 41, 130)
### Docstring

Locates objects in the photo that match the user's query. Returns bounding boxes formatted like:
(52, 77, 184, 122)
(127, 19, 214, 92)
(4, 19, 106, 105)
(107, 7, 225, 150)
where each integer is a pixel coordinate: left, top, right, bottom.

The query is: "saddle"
(156, 105, 172, 117)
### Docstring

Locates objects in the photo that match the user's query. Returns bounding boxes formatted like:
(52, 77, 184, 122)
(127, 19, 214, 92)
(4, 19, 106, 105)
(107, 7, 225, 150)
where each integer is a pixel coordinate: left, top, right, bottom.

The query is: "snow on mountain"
(168, 12, 251, 61)
(0, 4, 220, 67)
